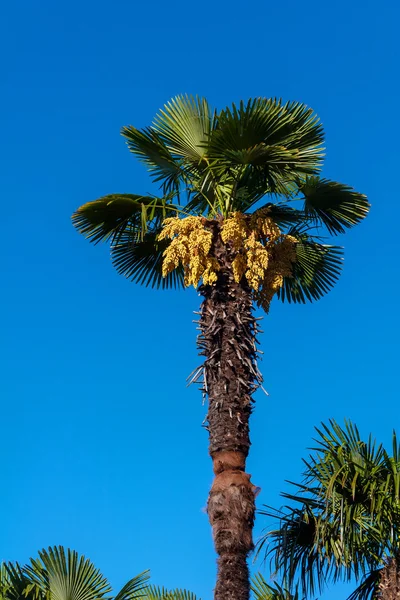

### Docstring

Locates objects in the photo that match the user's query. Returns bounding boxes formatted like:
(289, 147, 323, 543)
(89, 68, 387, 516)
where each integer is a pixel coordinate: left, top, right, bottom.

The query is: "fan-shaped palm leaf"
(121, 127, 186, 193)
(71, 194, 184, 244)
(278, 230, 343, 303)
(152, 95, 215, 164)
(110, 229, 185, 289)
(300, 177, 370, 235)
(23, 547, 111, 600)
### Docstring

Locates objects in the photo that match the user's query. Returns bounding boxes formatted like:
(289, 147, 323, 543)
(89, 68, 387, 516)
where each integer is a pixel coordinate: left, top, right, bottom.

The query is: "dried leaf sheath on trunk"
(197, 223, 262, 600)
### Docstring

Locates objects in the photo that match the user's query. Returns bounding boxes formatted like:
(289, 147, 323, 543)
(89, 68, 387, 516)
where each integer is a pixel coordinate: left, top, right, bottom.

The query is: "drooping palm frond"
(113, 573, 150, 600)
(71, 194, 184, 244)
(278, 228, 343, 303)
(346, 569, 382, 600)
(110, 229, 185, 289)
(121, 127, 186, 194)
(258, 422, 400, 599)
(299, 177, 370, 235)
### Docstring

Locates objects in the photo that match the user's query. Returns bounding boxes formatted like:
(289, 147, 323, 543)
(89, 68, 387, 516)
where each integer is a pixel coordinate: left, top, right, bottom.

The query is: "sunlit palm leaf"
(24, 547, 111, 600)
(111, 229, 185, 289)
(152, 95, 215, 164)
(113, 572, 150, 600)
(143, 586, 200, 600)
(251, 573, 305, 600)
(278, 232, 343, 303)
(300, 177, 370, 235)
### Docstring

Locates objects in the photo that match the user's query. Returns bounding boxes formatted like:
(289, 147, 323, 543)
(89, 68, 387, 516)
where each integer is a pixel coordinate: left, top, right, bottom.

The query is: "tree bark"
(197, 221, 262, 600)
(378, 558, 400, 600)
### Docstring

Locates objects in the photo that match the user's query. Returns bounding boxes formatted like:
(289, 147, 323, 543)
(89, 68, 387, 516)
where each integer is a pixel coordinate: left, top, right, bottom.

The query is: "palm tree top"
(258, 420, 400, 600)
(72, 95, 369, 308)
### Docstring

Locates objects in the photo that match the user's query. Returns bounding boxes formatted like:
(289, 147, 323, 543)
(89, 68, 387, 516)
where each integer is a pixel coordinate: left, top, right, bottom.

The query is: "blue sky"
(1, 0, 399, 598)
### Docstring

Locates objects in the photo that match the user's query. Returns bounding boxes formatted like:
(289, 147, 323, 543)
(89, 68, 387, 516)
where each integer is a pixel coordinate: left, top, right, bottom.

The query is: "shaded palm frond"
(72, 194, 183, 244)
(121, 127, 186, 193)
(346, 569, 382, 600)
(111, 229, 185, 289)
(300, 177, 370, 235)
(207, 98, 324, 199)
(278, 230, 343, 303)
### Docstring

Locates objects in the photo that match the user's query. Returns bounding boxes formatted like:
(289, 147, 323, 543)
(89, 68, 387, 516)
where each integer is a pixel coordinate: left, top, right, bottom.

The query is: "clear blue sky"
(1, 0, 399, 598)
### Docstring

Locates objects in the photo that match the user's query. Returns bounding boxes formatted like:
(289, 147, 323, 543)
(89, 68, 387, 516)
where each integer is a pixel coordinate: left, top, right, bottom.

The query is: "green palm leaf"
(110, 229, 185, 289)
(121, 127, 185, 193)
(251, 574, 305, 600)
(113, 573, 150, 600)
(142, 586, 200, 600)
(300, 177, 370, 235)
(278, 231, 343, 303)
(72, 194, 183, 244)
(152, 95, 215, 164)
(23, 547, 111, 600)
(207, 98, 324, 197)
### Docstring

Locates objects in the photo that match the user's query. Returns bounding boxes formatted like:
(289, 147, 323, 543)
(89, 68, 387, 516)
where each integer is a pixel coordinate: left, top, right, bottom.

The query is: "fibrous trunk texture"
(194, 221, 263, 600)
(378, 558, 400, 600)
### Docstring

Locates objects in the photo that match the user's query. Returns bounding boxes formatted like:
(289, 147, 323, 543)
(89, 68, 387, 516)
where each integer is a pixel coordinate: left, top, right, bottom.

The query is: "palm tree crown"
(72, 95, 368, 310)
(258, 421, 400, 600)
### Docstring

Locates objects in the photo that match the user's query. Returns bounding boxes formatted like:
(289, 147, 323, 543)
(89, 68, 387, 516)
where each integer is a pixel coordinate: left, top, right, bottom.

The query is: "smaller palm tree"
(257, 421, 400, 600)
(0, 547, 199, 600)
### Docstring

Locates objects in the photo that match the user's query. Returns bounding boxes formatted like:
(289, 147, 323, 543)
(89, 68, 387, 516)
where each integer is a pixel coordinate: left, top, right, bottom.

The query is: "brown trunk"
(378, 558, 400, 600)
(195, 221, 262, 600)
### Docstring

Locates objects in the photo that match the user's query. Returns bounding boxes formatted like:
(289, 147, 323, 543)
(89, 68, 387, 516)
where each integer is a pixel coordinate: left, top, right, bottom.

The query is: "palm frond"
(110, 229, 185, 289)
(143, 586, 199, 600)
(346, 569, 382, 600)
(113, 572, 150, 600)
(1, 564, 31, 600)
(152, 95, 215, 164)
(207, 98, 324, 198)
(23, 547, 111, 600)
(121, 127, 185, 193)
(72, 194, 183, 244)
(278, 230, 343, 303)
(251, 574, 305, 600)
(299, 177, 369, 235)
(252, 203, 305, 229)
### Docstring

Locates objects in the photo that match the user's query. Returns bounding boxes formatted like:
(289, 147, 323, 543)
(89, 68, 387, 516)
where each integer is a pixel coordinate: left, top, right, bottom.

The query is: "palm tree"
(72, 96, 369, 599)
(258, 420, 400, 600)
(0, 546, 198, 600)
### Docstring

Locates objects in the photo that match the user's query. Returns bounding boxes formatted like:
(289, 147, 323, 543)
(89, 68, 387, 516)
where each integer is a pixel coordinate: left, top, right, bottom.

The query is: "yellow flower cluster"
(220, 212, 249, 250)
(254, 235, 298, 312)
(158, 214, 298, 311)
(244, 233, 269, 290)
(158, 216, 219, 287)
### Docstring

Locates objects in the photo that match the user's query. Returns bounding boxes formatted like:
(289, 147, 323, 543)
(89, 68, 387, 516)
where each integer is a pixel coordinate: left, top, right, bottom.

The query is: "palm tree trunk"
(197, 222, 262, 600)
(378, 558, 400, 600)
